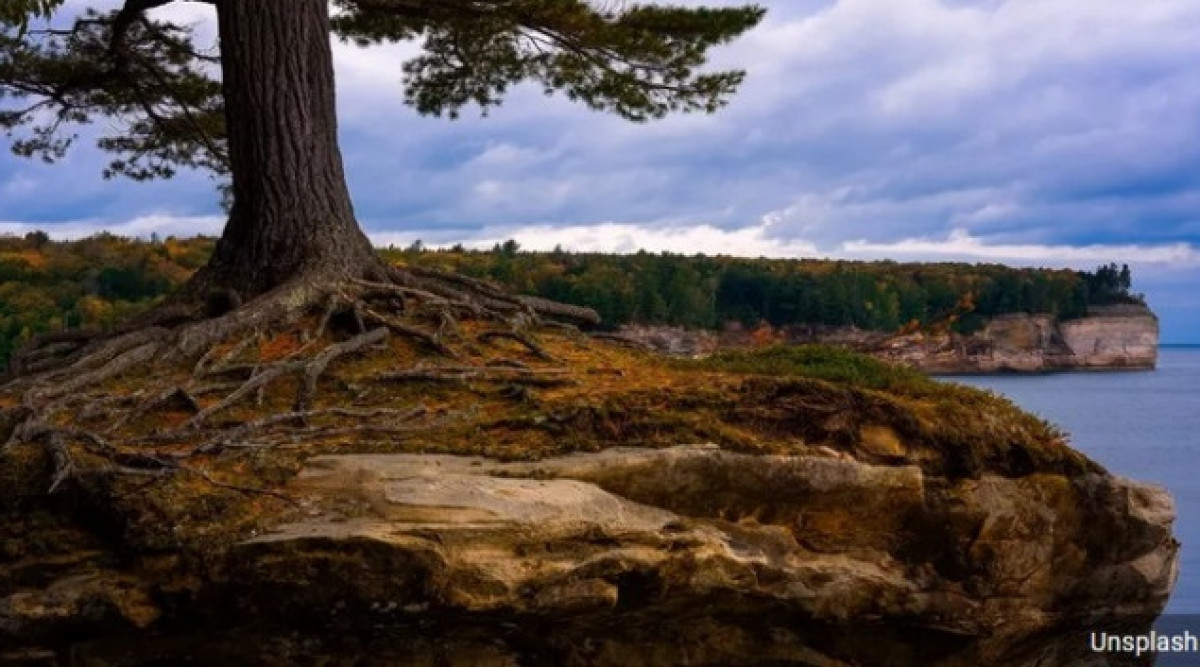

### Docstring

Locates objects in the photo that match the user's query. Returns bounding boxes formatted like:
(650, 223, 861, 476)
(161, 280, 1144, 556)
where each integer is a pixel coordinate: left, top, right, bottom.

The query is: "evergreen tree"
(2, 0, 764, 309)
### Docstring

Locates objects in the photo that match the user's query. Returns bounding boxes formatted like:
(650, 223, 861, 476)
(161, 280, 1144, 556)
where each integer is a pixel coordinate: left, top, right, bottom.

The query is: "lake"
(949, 346, 1200, 614)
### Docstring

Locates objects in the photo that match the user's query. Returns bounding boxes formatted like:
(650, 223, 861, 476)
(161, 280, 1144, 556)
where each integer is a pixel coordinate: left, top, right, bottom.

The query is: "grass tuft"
(677, 344, 939, 395)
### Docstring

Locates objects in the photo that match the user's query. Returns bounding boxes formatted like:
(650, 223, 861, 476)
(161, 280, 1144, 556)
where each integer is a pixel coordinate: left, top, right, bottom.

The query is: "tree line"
(0, 232, 213, 365)
(392, 244, 1143, 332)
(0, 233, 1141, 366)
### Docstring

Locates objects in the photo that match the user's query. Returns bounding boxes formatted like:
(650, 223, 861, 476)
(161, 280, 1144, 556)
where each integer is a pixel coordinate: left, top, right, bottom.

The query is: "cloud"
(0, 214, 223, 240)
(367, 218, 1200, 272)
(333, 0, 1200, 250)
(372, 220, 821, 257)
(730, 0, 1200, 245)
(840, 228, 1200, 268)
(4, 0, 1200, 336)
(7, 0, 1199, 244)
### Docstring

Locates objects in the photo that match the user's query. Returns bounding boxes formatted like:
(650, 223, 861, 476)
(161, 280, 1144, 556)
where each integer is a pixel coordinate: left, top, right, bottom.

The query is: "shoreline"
(930, 365, 1158, 377)
(614, 306, 1161, 375)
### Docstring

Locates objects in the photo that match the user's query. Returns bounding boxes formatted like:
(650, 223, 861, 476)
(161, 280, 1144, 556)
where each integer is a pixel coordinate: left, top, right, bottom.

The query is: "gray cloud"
(3, 0, 1200, 336)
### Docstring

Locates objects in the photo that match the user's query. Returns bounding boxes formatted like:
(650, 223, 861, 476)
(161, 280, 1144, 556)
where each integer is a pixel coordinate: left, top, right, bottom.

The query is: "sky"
(2, 0, 1199, 341)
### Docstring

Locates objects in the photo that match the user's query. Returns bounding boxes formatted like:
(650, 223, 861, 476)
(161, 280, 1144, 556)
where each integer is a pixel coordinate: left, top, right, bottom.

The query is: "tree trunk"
(192, 0, 380, 301)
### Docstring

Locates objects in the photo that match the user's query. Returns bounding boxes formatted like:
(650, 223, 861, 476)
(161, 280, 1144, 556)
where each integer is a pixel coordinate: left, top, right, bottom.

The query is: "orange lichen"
(258, 333, 306, 361)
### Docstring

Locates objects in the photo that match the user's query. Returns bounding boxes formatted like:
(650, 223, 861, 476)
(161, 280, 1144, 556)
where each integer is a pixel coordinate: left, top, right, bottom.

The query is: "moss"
(674, 344, 941, 395)
(664, 345, 1093, 478)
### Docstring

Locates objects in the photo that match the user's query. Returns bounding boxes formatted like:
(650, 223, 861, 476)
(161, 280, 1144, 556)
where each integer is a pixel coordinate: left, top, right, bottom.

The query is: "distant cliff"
(616, 303, 1159, 373)
(881, 304, 1158, 373)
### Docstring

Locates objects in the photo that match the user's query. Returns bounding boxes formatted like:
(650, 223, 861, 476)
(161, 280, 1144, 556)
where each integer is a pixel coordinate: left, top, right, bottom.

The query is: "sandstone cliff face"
(1058, 305, 1160, 370)
(102, 445, 1171, 666)
(5, 446, 1172, 666)
(616, 304, 1159, 373)
(882, 305, 1158, 373)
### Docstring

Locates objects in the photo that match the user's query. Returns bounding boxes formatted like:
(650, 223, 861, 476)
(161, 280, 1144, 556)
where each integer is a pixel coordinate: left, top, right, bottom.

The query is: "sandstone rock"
(863, 306, 1157, 373)
(1059, 305, 1159, 370)
(619, 305, 1159, 374)
(209, 444, 1178, 666)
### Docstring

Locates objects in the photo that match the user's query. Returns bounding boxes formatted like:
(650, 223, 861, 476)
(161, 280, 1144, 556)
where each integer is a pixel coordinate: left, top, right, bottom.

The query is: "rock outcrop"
(0, 317, 1174, 666)
(1058, 305, 1160, 369)
(0, 443, 1178, 666)
(8, 444, 1158, 666)
(875, 305, 1158, 374)
(616, 304, 1159, 373)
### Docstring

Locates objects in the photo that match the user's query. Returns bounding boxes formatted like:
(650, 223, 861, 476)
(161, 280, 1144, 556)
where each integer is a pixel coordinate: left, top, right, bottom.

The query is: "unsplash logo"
(1077, 616, 1200, 665)
(1091, 630, 1199, 659)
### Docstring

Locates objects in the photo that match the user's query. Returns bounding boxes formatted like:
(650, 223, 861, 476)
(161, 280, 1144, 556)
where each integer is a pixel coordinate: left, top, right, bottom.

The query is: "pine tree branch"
(108, 0, 173, 56)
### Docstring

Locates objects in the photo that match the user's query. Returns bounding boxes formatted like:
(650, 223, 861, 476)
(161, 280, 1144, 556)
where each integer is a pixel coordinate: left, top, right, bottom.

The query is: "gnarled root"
(477, 330, 555, 361)
(294, 327, 389, 412)
(0, 262, 598, 498)
(372, 364, 576, 387)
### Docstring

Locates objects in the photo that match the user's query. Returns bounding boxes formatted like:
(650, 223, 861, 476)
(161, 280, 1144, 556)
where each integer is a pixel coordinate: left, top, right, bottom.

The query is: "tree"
(0, 0, 764, 367)
(3, 0, 763, 300)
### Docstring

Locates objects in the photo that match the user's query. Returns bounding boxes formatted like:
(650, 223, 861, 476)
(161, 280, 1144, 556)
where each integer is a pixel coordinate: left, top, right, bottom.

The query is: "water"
(948, 346, 1200, 614)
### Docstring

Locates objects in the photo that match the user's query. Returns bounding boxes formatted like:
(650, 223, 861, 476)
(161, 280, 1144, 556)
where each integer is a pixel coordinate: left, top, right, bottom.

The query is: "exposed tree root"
(477, 330, 555, 361)
(191, 381, 245, 395)
(0, 262, 598, 500)
(190, 405, 428, 457)
(77, 393, 143, 422)
(539, 321, 581, 334)
(185, 362, 297, 429)
(196, 332, 260, 377)
(201, 363, 262, 380)
(269, 418, 447, 445)
(373, 365, 576, 387)
(11, 423, 175, 493)
(48, 341, 163, 403)
(5, 329, 99, 380)
(360, 306, 456, 357)
(312, 293, 343, 342)
(488, 358, 531, 369)
(107, 386, 201, 435)
(295, 327, 389, 412)
(46, 432, 75, 494)
(516, 294, 600, 326)
(177, 465, 300, 507)
(11, 327, 168, 401)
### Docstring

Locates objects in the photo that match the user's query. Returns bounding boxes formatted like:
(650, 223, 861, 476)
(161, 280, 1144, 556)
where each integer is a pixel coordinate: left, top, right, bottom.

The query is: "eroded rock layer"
(30, 444, 1164, 666)
(617, 304, 1159, 373)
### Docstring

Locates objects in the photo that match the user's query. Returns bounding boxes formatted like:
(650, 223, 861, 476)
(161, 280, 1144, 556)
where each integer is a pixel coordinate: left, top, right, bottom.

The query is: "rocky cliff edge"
(2, 443, 1176, 666)
(617, 304, 1159, 373)
(0, 328, 1177, 666)
(218, 445, 1176, 666)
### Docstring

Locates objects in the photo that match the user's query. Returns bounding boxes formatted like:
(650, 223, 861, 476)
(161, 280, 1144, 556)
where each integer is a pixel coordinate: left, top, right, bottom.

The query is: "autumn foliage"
(0, 232, 1142, 368)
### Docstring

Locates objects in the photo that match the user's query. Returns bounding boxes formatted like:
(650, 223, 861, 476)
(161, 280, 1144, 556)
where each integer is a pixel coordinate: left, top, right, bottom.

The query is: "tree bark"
(192, 0, 380, 300)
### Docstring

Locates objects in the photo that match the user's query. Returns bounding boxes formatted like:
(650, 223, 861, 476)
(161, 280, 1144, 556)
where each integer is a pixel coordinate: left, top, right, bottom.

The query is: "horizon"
(2, 0, 1198, 341)
(6, 229, 1196, 345)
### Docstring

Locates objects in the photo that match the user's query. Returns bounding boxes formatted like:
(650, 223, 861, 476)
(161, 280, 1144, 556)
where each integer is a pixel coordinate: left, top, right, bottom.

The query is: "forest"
(0, 232, 1141, 367)
(385, 241, 1140, 332)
